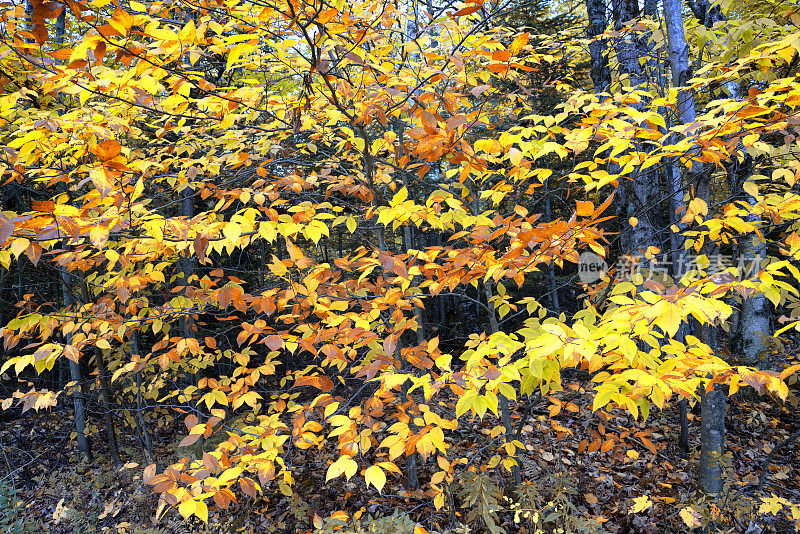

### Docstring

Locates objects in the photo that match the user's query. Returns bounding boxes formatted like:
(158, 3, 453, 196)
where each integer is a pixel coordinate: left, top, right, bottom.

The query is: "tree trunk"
(611, 0, 659, 269)
(678, 398, 689, 457)
(80, 279, 121, 466)
(94, 345, 122, 467)
(699, 384, 726, 495)
(180, 185, 195, 339)
(397, 122, 426, 346)
(398, 346, 420, 490)
(394, 119, 425, 489)
(483, 281, 521, 489)
(179, 185, 196, 386)
(60, 271, 93, 462)
(739, 235, 770, 367)
(55, 6, 65, 42)
(586, 0, 611, 94)
(131, 329, 154, 463)
(664, 0, 727, 495)
(543, 180, 560, 314)
(686, 0, 771, 368)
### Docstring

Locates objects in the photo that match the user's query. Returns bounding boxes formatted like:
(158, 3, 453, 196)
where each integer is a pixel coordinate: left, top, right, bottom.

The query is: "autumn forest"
(0, 0, 799, 531)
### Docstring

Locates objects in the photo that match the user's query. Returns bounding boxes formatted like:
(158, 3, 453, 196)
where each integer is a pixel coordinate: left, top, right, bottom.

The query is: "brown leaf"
(143, 463, 157, 482)
(184, 414, 199, 431)
(419, 110, 438, 134)
(179, 433, 201, 448)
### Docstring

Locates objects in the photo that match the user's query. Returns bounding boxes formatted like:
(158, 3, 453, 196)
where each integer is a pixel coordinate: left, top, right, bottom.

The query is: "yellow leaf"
(689, 197, 708, 217)
(508, 147, 523, 167)
(10, 238, 29, 259)
(178, 500, 196, 519)
(220, 114, 235, 129)
(346, 217, 357, 233)
(91, 166, 114, 198)
(179, 20, 196, 43)
(759, 495, 787, 515)
(392, 187, 408, 205)
(629, 495, 652, 514)
(576, 201, 593, 216)
(364, 465, 386, 493)
(743, 180, 759, 199)
(269, 256, 287, 276)
(194, 500, 208, 523)
(227, 44, 244, 71)
(509, 32, 529, 55)
(90, 226, 109, 250)
(326, 456, 358, 481)
(656, 302, 682, 337)
(679, 506, 702, 527)
(777, 45, 795, 65)
(305, 220, 328, 244)
(223, 222, 242, 241)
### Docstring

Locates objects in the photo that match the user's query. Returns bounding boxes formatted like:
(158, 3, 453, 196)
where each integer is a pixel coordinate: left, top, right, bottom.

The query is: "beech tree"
(1, 0, 800, 530)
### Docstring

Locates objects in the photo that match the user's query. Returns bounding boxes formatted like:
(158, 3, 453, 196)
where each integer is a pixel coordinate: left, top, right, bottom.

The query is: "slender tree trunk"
(543, 180, 560, 314)
(397, 121, 426, 346)
(483, 281, 521, 489)
(664, 0, 728, 495)
(131, 329, 154, 463)
(610, 0, 660, 272)
(80, 279, 121, 466)
(739, 235, 770, 366)
(93, 345, 122, 466)
(55, 6, 65, 42)
(358, 126, 386, 251)
(686, 0, 770, 368)
(586, 0, 611, 94)
(699, 383, 726, 495)
(678, 398, 689, 457)
(60, 271, 92, 462)
(663, 0, 698, 464)
(179, 186, 196, 386)
(394, 119, 425, 489)
(24, 0, 34, 43)
(180, 185, 195, 339)
(398, 342, 419, 490)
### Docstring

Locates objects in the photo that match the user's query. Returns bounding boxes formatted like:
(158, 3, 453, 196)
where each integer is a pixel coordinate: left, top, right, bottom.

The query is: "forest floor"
(1, 359, 798, 534)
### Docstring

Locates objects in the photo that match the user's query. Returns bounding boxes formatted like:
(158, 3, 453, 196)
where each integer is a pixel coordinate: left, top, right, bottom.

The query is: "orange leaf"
(95, 140, 121, 162)
(577, 201, 594, 217)
(454, 4, 481, 16)
(94, 41, 106, 61)
(640, 436, 657, 454)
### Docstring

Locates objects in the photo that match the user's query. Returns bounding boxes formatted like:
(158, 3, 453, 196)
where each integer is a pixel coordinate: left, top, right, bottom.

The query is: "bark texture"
(699, 385, 726, 495)
(663, 0, 728, 496)
(684, 0, 771, 366)
(61, 272, 92, 462)
(586, 0, 611, 93)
